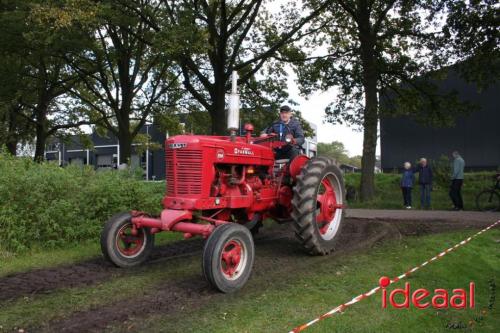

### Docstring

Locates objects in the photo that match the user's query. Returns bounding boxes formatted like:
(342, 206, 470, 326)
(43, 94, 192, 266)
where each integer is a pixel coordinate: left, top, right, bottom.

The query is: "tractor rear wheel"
(202, 223, 255, 293)
(100, 212, 154, 267)
(291, 157, 344, 255)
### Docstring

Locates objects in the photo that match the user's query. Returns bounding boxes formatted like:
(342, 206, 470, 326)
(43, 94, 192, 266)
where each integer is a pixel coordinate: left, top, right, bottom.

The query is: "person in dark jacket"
(414, 157, 433, 209)
(264, 105, 305, 161)
(401, 162, 415, 209)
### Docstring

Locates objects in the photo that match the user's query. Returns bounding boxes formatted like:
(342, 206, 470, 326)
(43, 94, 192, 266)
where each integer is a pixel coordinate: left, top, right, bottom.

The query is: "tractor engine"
(162, 133, 291, 220)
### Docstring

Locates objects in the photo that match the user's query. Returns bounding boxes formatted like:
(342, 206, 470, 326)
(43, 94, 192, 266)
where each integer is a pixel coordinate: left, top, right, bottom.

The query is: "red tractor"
(101, 72, 345, 293)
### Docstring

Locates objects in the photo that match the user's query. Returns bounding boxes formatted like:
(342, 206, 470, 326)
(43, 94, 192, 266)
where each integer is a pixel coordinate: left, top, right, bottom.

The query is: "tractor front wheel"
(202, 223, 255, 293)
(292, 156, 345, 255)
(100, 212, 154, 267)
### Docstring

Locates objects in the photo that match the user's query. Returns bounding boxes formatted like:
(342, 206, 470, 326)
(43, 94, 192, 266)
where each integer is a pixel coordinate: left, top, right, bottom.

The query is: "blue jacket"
(401, 170, 415, 188)
(415, 165, 433, 185)
(265, 118, 305, 149)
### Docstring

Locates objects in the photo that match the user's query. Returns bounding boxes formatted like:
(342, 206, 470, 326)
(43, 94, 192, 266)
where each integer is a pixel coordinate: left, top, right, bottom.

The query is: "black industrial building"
(380, 71, 499, 172)
(45, 124, 167, 180)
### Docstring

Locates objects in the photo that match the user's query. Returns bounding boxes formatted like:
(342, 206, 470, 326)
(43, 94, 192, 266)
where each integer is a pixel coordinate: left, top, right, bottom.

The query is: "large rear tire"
(292, 156, 345, 255)
(100, 212, 154, 267)
(202, 223, 255, 293)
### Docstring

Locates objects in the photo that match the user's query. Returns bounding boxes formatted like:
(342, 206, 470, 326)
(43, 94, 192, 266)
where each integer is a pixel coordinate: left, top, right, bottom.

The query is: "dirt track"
(0, 213, 498, 332)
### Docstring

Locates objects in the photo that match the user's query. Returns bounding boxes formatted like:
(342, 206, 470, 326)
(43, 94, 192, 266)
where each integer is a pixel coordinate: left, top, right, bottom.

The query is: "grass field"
(1, 224, 498, 332)
(125, 228, 500, 333)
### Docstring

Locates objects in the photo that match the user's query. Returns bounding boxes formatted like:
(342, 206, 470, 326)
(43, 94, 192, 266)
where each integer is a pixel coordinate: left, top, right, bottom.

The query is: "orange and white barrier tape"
(289, 219, 500, 333)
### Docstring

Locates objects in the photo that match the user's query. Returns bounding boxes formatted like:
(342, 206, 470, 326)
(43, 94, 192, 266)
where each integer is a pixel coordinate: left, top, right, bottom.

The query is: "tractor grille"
(166, 149, 203, 196)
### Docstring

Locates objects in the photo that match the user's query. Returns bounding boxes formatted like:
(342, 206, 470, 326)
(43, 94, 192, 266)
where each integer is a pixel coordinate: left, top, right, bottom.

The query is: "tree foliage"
(294, 0, 493, 200)
(440, 0, 499, 89)
(0, 0, 93, 161)
(317, 141, 361, 167)
(124, 0, 330, 134)
(51, 0, 182, 164)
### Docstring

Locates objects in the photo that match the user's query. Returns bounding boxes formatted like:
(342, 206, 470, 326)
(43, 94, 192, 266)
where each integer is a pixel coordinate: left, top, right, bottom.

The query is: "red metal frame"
(316, 177, 343, 234)
(220, 239, 243, 278)
(115, 223, 146, 257)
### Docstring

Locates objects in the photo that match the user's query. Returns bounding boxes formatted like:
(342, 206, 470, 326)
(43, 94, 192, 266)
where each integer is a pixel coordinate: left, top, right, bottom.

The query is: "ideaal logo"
(379, 276, 475, 309)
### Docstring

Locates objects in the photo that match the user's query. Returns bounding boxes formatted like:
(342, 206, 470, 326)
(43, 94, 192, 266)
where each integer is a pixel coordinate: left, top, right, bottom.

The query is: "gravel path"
(347, 209, 500, 223)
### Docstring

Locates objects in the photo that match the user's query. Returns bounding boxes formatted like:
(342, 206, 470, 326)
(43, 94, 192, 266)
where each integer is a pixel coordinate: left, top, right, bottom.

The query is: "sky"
(284, 70, 367, 157)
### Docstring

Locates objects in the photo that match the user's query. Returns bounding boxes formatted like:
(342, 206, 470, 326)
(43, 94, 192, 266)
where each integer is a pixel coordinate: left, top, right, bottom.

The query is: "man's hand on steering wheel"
(285, 134, 296, 145)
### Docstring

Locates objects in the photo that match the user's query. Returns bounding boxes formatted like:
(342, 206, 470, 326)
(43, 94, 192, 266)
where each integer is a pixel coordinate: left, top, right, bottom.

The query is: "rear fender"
(289, 155, 310, 180)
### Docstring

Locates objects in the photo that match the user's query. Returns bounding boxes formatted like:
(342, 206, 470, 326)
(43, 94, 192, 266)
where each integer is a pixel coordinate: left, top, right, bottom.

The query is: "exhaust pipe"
(227, 71, 240, 141)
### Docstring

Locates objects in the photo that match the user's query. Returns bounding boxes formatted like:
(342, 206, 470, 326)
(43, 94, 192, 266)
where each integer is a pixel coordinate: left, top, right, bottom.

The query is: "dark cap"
(280, 105, 292, 113)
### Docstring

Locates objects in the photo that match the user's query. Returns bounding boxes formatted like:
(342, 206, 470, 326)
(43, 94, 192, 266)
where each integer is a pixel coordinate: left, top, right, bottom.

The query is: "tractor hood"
(165, 134, 275, 166)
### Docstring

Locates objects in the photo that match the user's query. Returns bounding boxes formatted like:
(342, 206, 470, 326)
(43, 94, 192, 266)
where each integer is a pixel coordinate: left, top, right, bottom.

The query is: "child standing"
(401, 162, 415, 209)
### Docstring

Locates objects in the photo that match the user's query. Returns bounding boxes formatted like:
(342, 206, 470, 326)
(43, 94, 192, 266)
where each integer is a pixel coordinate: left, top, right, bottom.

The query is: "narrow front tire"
(202, 224, 255, 293)
(100, 212, 154, 267)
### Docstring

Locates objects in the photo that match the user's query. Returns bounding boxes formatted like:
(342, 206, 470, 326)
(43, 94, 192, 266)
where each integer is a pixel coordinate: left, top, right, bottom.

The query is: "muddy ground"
(0, 216, 497, 332)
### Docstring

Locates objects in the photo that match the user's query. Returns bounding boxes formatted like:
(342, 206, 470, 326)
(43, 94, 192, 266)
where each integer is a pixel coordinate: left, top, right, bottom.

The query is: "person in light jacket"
(401, 162, 415, 209)
(450, 151, 465, 210)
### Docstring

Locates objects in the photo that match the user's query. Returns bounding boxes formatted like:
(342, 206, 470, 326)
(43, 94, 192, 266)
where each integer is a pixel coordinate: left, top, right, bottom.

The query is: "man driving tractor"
(263, 105, 305, 161)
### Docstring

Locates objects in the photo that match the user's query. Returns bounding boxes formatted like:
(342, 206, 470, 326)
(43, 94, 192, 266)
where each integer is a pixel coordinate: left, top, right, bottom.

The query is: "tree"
(440, 0, 499, 88)
(296, 0, 472, 201)
(126, 0, 331, 135)
(317, 141, 349, 163)
(0, 56, 34, 155)
(0, 0, 93, 161)
(63, 1, 181, 164)
(317, 141, 361, 167)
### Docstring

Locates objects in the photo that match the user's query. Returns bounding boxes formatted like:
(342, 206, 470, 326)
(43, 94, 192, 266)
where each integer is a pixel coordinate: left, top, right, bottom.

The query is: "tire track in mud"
(0, 238, 204, 302)
(0, 226, 291, 302)
(29, 218, 495, 333)
(0, 218, 490, 303)
(0, 219, 492, 307)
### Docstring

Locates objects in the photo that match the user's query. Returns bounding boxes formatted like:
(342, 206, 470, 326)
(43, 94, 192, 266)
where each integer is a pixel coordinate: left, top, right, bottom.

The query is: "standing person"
(415, 158, 433, 209)
(450, 151, 465, 210)
(263, 105, 305, 161)
(401, 162, 415, 209)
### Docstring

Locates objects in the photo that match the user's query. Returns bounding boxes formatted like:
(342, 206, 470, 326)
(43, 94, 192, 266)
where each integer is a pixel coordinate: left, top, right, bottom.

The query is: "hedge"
(0, 153, 164, 252)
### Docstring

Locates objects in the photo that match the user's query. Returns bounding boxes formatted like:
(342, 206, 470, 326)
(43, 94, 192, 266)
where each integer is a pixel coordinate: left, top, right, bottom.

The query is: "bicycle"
(475, 173, 500, 212)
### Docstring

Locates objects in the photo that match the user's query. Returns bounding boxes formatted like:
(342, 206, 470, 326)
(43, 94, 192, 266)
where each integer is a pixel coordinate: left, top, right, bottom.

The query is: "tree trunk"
(359, 92, 378, 201)
(211, 81, 228, 135)
(6, 110, 18, 155)
(33, 103, 51, 163)
(6, 140, 17, 156)
(118, 132, 132, 165)
(116, 103, 133, 165)
(358, 21, 379, 201)
(34, 122, 47, 163)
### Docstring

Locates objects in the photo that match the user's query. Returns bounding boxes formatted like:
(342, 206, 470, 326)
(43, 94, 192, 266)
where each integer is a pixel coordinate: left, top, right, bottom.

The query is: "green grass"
(132, 228, 500, 333)
(1, 228, 498, 332)
(0, 231, 182, 277)
(0, 241, 100, 277)
(0, 255, 198, 332)
(345, 172, 496, 210)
